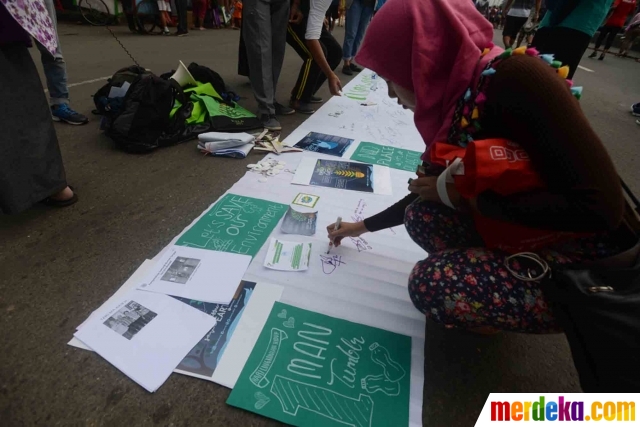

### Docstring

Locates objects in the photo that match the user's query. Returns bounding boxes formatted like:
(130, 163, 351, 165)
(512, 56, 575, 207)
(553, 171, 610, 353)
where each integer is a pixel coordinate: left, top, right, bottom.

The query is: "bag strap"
(436, 158, 463, 210)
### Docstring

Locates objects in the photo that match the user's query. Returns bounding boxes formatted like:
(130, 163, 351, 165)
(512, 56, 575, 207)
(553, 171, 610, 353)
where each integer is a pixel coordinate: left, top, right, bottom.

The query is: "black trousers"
(175, 0, 188, 33)
(287, 19, 342, 103)
(532, 26, 591, 79)
(594, 25, 623, 50)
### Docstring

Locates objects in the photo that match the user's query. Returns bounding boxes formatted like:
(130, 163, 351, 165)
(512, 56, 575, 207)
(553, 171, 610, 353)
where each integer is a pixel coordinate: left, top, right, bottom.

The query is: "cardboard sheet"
(227, 302, 413, 427)
(212, 282, 285, 388)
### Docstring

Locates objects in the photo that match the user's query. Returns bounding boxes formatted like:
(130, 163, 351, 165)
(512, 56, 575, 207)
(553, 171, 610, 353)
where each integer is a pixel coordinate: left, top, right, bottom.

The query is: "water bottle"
(370, 72, 378, 91)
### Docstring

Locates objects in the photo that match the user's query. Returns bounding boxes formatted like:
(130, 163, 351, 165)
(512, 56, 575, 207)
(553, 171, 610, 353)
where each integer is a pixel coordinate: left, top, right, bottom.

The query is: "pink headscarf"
(355, 0, 503, 154)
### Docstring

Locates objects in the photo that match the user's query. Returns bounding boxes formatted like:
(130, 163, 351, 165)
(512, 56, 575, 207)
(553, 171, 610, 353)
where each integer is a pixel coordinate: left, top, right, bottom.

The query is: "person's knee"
(407, 258, 450, 323)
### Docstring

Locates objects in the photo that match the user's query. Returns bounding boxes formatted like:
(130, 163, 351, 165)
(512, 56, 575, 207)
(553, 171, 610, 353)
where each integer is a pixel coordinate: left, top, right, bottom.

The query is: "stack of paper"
(74, 289, 216, 392)
(198, 132, 255, 158)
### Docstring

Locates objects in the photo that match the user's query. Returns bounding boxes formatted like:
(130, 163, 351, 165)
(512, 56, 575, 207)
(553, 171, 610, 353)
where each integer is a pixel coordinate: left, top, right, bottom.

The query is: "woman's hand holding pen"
(326, 221, 368, 248)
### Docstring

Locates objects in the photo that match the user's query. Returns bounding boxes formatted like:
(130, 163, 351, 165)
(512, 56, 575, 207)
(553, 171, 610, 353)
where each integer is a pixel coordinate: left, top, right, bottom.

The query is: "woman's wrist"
(356, 221, 369, 234)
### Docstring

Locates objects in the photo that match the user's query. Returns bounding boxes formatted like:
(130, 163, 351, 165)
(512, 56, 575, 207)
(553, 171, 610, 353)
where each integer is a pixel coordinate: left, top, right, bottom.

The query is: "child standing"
(231, 0, 242, 30)
(157, 0, 172, 35)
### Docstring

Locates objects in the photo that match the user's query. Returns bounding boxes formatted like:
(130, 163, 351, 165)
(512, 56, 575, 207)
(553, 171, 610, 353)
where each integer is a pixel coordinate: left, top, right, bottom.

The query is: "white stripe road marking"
(578, 65, 594, 72)
(43, 70, 151, 92)
(44, 75, 111, 93)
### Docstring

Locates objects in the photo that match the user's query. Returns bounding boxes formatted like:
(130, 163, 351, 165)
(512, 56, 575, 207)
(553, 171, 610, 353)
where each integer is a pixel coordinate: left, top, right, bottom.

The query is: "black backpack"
(160, 63, 239, 103)
(93, 65, 151, 116)
(105, 74, 192, 153)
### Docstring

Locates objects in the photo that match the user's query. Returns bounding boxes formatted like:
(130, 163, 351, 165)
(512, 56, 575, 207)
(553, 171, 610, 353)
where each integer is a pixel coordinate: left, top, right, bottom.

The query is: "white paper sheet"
(136, 245, 251, 304)
(211, 282, 284, 388)
(108, 81, 130, 98)
(68, 259, 156, 350)
(263, 238, 312, 271)
(74, 289, 216, 392)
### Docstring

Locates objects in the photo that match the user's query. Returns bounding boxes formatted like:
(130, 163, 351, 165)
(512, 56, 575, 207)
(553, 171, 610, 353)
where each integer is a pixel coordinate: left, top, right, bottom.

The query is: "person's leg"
(269, 0, 291, 116)
(287, 21, 318, 110)
(192, 0, 200, 27)
(502, 16, 515, 48)
(0, 44, 74, 214)
(600, 26, 621, 58)
(591, 26, 610, 54)
(350, 4, 373, 64)
(533, 26, 590, 79)
(618, 28, 633, 55)
(243, 0, 275, 116)
(408, 248, 561, 333)
(404, 199, 484, 254)
(516, 28, 525, 47)
(198, 0, 207, 28)
(342, 0, 363, 71)
(175, 0, 188, 33)
(36, 0, 88, 125)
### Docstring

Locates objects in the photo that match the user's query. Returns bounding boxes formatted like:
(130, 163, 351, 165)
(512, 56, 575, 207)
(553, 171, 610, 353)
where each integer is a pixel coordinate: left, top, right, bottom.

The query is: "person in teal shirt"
(532, 0, 615, 78)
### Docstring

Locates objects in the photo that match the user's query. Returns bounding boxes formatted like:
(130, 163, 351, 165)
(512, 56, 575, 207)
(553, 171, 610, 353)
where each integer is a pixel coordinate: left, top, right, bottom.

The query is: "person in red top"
(589, 0, 638, 60)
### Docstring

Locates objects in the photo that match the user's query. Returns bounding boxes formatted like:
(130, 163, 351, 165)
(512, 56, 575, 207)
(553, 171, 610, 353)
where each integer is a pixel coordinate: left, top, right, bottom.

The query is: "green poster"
(227, 302, 412, 427)
(350, 142, 422, 172)
(175, 194, 288, 258)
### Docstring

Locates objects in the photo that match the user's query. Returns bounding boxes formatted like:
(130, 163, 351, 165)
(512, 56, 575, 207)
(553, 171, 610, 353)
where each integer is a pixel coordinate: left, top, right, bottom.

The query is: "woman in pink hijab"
(327, 0, 632, 333)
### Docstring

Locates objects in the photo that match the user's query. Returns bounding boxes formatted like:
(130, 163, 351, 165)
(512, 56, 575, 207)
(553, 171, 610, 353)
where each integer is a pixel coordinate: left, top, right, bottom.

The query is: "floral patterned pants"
(405, 199, 621, 333)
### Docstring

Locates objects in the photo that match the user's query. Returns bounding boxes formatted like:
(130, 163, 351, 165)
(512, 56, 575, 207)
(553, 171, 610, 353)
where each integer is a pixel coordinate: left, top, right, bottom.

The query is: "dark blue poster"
(172, 280, 256, 379)
(293, 132, 354, 157)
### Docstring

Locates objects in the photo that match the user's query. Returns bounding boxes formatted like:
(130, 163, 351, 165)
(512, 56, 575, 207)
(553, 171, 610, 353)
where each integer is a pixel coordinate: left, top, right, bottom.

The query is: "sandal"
(41, 186, 78, 208)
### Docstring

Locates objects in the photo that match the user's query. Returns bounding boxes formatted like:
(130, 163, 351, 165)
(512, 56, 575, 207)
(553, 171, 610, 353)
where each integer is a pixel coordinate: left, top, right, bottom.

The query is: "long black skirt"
(0, 43, 67, 214)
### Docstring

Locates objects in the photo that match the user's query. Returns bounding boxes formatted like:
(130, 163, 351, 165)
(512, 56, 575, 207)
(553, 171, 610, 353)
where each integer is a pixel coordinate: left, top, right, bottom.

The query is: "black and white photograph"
(103, 301, 158, 340)
(160, 257, 201, 284)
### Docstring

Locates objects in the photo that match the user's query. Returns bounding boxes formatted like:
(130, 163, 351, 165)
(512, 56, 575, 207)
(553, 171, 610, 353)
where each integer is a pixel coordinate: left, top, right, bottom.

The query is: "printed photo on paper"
(103, 301, 157, 340)
(160, 257, 201, 284)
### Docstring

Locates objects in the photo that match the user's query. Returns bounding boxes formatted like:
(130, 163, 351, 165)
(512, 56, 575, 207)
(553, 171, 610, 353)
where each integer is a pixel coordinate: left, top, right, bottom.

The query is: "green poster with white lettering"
(227, 302, 411, 427)
(350, 142, 422, 172)
(175, 193, 288, 258)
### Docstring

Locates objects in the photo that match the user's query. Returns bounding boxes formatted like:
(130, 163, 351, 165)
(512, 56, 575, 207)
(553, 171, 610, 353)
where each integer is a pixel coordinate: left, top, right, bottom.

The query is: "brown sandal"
(41, 186, 78, 208)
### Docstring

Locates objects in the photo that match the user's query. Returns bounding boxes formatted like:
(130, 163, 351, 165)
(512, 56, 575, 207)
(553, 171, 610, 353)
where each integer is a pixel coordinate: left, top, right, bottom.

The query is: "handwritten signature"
(319, 255, 346, 274)
(349, 237, 372, 253)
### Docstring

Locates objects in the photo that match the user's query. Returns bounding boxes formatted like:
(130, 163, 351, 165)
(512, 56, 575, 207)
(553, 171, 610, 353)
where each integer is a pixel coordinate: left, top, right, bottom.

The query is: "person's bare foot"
(50, 186, 74, 201)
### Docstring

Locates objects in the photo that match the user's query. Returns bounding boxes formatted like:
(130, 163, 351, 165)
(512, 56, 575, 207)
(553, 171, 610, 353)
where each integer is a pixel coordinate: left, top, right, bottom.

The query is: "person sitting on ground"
(617, 12, 640, 56)
(327, 0, 634, 334)
(589, 0, 638, 60)
(287, 0, 343, 114)
(1, 0, 78, 213)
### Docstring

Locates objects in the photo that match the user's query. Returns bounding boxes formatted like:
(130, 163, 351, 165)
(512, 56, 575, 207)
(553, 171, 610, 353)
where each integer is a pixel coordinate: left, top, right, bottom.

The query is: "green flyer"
(175, 194, 288, 258)
(350, 142, 422, 172)
(227, 302, 412, 427)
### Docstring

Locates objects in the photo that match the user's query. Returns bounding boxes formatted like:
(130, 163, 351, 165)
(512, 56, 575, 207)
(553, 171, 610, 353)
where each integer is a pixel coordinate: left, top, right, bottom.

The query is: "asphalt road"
(0, 24, 638, 427)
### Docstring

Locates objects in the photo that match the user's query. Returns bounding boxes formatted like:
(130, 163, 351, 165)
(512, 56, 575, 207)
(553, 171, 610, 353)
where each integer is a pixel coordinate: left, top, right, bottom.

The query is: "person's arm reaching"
(479, 55, 624, 232)
(327, 193, 418, 247)
(305, 0, 342, 95)
(534, 0, 541, 20)
(502, 0, 514, 17)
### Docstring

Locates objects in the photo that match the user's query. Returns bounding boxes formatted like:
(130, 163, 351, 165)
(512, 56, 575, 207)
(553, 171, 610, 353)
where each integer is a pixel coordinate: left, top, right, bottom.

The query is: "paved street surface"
(1, 24, 638, 426)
